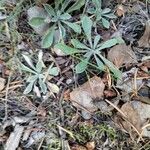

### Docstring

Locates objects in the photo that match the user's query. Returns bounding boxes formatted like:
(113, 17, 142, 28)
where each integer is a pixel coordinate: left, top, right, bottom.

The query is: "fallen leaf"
(71, 144, 87, 150)
(86, 141, 95, 150)
(107, 44, 137, 68)
(37, 106, 47, 118)
(138, 21, 150, 48)
(104, 89, 117, 98)
(116, 5, 125, 16)
(47, 82, 59, 94)
(0, 77, 5, 91)
(63, 89, 71, 101)
(119, 102, 141, 133)
(70, 76, 105, 113)
(119, 101, 150, 137)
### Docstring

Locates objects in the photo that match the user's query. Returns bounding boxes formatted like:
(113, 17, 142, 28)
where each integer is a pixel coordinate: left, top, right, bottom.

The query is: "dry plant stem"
(133, 68, 138, 97)
(59, 88, 65, 124)
(104, 99, 144, 142)
(4, 72, 12, 121)
(139, 138, 150, 150)
(137, 123, 150, 143)
(37, 137, 45, 150)
(0, 84, 23, 93)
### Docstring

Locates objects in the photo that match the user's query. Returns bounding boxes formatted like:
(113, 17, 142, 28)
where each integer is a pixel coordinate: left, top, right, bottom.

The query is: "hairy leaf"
(97, 38, 121, 51)
(29, 17, 45, 27)
(55, 43, 79, 55)
(102, 18, 110, 29)
(39, 78, 47, 94)
(62, 21, 81, 33)
(60, 13, 71, 20)
(99, 55, 122, 78)
(41, 27, 55, 48)
(82, 16, 93, 47)
(44, 4, 55, 16)
(67, 0, 85, 13)
(93, 35, 101, 49)
(94, 54, 105, 71)
(75, 59, 88, 73)
(48, 67, 59, 76)
(71, 39, 90, 50)
(24, 81, 35, 94)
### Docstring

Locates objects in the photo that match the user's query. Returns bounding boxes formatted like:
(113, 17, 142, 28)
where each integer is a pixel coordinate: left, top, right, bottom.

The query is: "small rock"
(81, 110, 91, 120)
(96, 101, 109, 113)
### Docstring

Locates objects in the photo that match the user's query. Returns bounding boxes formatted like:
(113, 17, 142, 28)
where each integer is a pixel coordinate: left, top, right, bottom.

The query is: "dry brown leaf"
(71, 144, 87, 150)
(70, 76, 105, 112)
(119, 102, 142, 133)
(116, 5, 125, 16)
(86, 141, 95, 150)
(104, 89, 117, 98)
(63, 89, 71, 101)
(138, 21, 150, 48)
(119, 101, 150, 137)
(0, 77, 6, 91)
(107, 44, 137, 68)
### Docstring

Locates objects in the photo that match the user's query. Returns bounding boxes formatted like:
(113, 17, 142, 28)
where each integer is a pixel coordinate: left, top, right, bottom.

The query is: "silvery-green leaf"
(92, 0, 101, 7)
(41, 26, 55, 48)
(101, 8, 111, 14)
(29, 17, 45, 27)
(97, 38, 119, 51)
(22, 54, 35, 70)
(71, 39, 90, 50)
(84, 51, 93, 58)
(58, 22, 66, 39)
(75, 58, 89, 73)
(93, 35, 101, 49)
(61, 0, 71, 12)
(62, 21, 81, 33)
(55, 0, 62, 10)
(23, 81, 34, 94)
(99, 55, 121, 79)
(66, 0, 85, 13)
(39, 78, 47, 94)
(60, 13, 71, 20)
(55, 43, 79, 55)
(103, 13, 116, 19)
(19, 63, 37, 74)
(81, 16, 93, 47)
(27, 75, 38, 82)
(43, 4, 55, 16)
(38, 74, 45, 79)
(36, 61, 44, 73)
(48, 66, 59, 76)
(94, 54, 105, 71)
(102, 18, 110, 29)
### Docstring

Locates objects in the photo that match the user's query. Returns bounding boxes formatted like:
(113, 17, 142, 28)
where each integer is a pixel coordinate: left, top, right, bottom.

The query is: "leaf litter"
(0, 0, 150, 149)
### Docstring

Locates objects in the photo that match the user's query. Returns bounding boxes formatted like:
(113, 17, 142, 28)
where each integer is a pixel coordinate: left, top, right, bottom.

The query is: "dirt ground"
(0, 0, 150, 150)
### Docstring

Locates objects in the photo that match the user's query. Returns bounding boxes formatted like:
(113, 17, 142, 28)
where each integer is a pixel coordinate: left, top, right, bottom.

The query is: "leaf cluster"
(29, 0, 85, 48)
(19, 51, 59, 94)
(55, 16, 124, 78)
